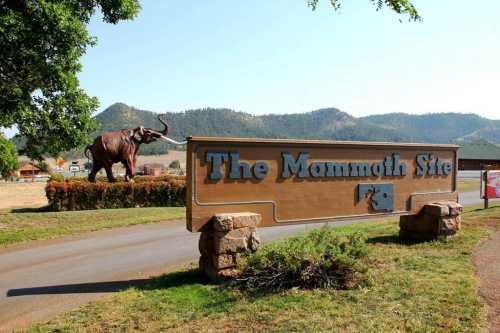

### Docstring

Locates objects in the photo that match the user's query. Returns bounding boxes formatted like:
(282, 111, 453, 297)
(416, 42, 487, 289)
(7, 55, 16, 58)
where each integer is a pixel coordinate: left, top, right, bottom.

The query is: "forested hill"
(93, 103, 500, 155)
(96, 103, 500, 154)
(14, 103, 496, 157)
(361, 113, 500, 143)
(94, 103, 409, 155)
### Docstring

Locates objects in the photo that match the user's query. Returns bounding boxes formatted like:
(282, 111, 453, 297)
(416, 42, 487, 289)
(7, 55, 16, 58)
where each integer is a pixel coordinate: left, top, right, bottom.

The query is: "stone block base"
(199, 212, 262, 281)
(400, 201, 463, 241)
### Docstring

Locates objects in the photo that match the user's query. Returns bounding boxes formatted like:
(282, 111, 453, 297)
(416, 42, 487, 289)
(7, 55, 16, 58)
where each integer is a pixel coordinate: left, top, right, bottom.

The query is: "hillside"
(95, 103, 415, 155)
(13, 103, 500, 157)
(361, 113, 500, 143)
(93, 103, 500, 155)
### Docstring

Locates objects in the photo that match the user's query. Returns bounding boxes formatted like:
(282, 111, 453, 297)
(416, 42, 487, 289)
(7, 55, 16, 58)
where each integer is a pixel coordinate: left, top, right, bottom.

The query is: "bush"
(49, 173, 65, 182)
(169, 160, 181, 169)
(236, 227, 370, 292)
(45, 175, 186, 211)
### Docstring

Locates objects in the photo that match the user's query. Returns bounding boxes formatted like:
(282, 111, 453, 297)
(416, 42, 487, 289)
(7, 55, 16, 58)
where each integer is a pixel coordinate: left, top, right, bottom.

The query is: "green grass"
(29, 203, 500, 333)
(0, 207, 185, 247)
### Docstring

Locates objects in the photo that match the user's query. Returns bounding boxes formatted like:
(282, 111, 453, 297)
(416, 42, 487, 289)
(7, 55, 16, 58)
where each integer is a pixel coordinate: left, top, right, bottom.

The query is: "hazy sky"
(4, 0, 500, 139)
(77, 0, 499, 119)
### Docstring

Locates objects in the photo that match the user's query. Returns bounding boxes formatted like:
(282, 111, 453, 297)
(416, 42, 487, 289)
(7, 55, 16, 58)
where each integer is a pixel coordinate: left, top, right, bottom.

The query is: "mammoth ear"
(132, 126, 144, 141)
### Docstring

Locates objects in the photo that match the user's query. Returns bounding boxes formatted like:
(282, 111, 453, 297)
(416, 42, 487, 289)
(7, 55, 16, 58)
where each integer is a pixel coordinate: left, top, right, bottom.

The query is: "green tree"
(0, 133, 19, 178)
(308, 0, 421, 21)
(1, 0, 419, 161)
(0, 0, 140, 160)
(169, 160, 181, 169)
(35, 160, 51, 173)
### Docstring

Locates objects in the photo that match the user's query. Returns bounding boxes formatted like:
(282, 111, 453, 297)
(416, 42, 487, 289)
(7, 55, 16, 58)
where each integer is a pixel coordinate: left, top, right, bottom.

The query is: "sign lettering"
(187, 137, 458, 232)
(206, 152, 453, 181)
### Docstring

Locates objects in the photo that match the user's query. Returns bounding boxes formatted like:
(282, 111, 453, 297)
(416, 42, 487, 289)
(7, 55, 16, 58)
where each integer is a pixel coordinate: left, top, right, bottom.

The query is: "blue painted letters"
(205, 150, 453, 181)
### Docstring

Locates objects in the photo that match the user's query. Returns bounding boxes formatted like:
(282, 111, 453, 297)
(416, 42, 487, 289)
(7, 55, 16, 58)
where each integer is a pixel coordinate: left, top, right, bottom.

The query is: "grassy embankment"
(0, 207, 185, 247)
(0, 181, 184, 247)
(30, 203, 500, 333)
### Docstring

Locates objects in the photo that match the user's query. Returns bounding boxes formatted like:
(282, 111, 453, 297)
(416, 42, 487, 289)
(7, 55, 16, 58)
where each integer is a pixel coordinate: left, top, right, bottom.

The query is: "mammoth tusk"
(159, 135, 187, 145)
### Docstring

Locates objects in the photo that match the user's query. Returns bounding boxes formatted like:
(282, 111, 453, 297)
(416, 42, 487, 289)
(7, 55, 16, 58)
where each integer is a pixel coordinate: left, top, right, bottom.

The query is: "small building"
(458, 140, 500, 170)
(18, 161, 49, 179)
(141, 163, 165, 177)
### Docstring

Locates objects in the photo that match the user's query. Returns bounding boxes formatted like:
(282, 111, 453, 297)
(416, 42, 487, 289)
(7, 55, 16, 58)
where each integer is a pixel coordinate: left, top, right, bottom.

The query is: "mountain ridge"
(14, 103, 499, 157)
(93, 103, 500, 155)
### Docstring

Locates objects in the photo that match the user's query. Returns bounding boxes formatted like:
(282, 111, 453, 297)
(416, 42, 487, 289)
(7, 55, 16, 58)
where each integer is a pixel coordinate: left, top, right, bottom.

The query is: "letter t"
(205, 152, 228, 181)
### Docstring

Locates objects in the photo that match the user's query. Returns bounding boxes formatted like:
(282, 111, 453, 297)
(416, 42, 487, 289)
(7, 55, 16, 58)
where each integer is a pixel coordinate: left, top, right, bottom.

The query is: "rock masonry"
(199, 212, 262, 281)
(400, 201, 463, 241)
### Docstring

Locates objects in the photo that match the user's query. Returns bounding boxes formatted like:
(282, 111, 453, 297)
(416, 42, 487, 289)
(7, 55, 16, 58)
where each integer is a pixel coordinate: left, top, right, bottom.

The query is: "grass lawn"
(29, 204, 500, 333)
(0, 207, 185, 247)
(458, 179, 480, 192)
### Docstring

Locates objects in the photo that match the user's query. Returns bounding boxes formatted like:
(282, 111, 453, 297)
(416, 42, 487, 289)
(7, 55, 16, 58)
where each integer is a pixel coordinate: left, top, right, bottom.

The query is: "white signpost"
(69, 165, 80, 176)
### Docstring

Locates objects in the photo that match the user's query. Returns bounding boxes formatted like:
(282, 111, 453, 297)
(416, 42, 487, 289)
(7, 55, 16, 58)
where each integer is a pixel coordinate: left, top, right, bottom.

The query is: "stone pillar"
(199, 212, 262, 281)
(400, 201, 463, 241)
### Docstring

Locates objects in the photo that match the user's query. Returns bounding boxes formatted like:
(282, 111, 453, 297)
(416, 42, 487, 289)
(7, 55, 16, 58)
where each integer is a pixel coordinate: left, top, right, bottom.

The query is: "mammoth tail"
(84, 145, 93, 160)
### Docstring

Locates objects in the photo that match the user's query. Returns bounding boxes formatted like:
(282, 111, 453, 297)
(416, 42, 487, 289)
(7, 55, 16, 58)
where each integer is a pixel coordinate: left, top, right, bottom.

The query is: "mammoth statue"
(85, 115, 174, 182)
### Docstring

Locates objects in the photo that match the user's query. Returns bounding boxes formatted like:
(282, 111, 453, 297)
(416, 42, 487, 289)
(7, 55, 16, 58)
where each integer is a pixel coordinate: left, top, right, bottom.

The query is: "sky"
(4, 0, 500, 138)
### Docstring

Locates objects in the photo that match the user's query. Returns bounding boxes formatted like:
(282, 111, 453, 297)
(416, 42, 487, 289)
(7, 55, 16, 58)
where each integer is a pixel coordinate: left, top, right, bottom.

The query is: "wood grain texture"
(187, 137, 458, 232)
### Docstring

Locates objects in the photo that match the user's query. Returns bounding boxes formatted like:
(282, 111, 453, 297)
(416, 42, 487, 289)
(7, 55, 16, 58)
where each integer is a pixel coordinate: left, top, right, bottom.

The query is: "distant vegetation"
(13, 102, 500, 157)
(94, 103, 500, 155)
(0, 132, 19, 178)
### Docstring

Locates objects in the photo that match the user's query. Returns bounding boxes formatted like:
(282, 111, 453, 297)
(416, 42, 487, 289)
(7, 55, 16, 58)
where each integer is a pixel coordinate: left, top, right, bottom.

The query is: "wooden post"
(483, 166, 497, 209)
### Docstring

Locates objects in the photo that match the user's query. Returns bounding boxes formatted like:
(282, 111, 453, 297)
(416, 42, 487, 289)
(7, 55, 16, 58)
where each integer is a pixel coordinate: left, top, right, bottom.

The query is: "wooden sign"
(186, 137, 458, 232)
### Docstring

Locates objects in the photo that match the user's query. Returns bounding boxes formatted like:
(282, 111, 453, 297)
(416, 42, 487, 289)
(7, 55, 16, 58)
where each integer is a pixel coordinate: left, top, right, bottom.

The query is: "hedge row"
(45, 175, 186, 211)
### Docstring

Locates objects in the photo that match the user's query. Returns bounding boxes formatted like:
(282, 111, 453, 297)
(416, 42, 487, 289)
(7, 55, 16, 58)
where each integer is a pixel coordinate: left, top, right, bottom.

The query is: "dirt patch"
(0, 182, 47, 210)
(474, 229, 500, 332)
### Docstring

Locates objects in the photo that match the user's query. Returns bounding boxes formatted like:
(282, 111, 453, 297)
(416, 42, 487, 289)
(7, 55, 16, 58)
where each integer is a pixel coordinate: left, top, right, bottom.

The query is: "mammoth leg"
(103, 161, 116, 183)
(88, 161, 102, 183)
(124, 157, 136, 182)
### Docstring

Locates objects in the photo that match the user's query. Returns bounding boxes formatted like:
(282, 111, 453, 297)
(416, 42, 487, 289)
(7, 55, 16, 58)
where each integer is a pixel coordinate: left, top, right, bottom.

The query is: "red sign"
(485, 171, 500, 199)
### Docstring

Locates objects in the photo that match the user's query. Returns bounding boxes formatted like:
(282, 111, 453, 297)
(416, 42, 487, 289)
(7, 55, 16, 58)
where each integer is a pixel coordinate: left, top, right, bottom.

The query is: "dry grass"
(0, 182, 47, 210)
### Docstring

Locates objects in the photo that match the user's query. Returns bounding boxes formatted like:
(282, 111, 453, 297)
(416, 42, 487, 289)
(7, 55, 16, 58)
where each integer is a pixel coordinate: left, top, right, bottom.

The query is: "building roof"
(19, 161, 41, 172)
(458, 140, 500, 161)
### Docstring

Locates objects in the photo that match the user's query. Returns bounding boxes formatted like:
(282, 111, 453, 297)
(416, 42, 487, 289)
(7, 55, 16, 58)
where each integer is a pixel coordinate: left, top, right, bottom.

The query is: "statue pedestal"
(400, 201, 463, 241)
(199, 212, 262, 281)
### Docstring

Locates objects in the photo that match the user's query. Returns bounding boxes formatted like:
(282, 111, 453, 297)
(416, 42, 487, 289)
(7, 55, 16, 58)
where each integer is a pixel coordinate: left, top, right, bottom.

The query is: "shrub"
(236, 227, 370, 292)
(45, 175, 186, 211)
(49, 173, 65, 182)
(169, 160, 181, 169)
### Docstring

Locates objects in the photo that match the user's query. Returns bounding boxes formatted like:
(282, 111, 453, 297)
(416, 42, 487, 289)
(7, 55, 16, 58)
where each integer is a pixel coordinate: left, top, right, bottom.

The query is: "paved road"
(0, 190, 484, 332)
(458, 170, 484, 179)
